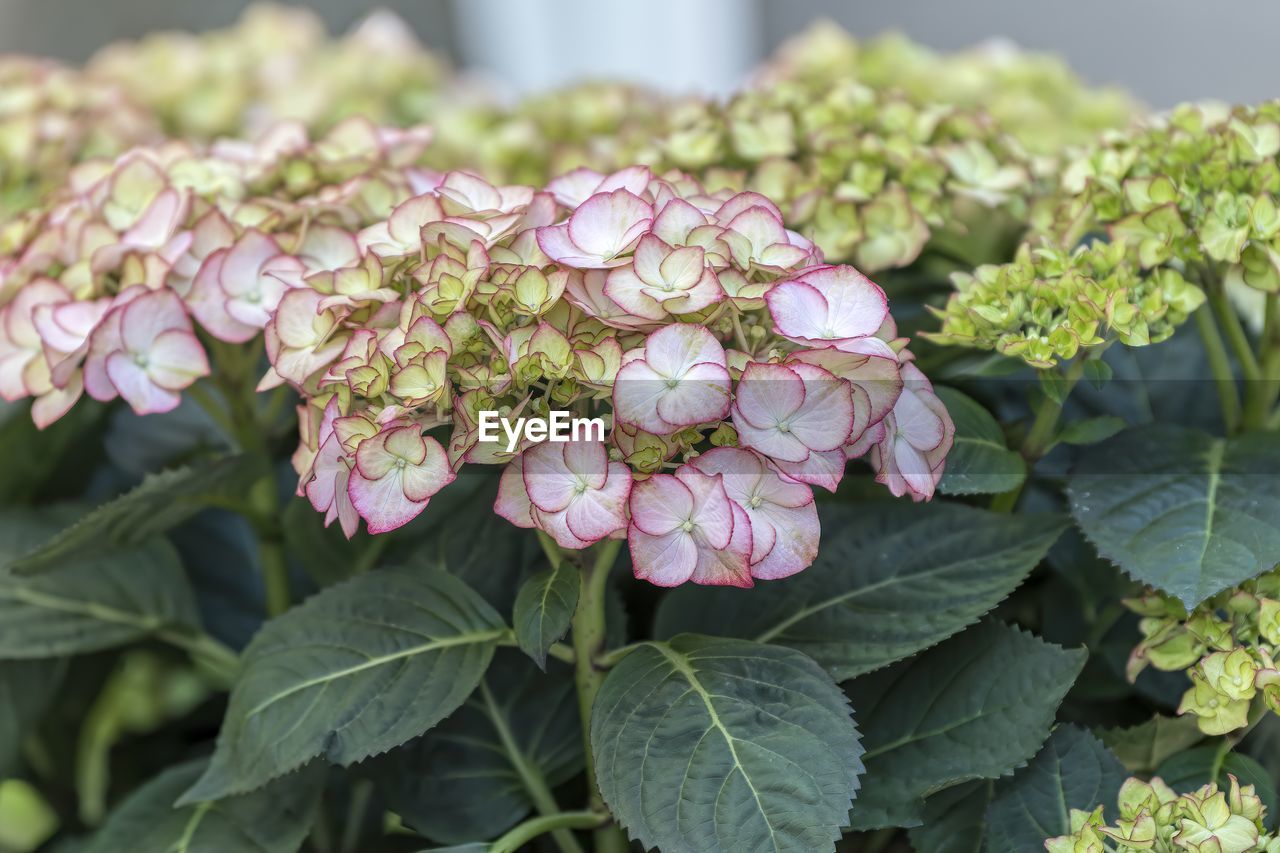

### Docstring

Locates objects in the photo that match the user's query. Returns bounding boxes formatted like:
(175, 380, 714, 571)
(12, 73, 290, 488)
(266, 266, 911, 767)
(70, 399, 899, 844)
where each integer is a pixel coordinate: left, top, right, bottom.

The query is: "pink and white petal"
(535, 223, 600, 268)
(120, 290, 189, 352)
(144, 329, 210, 390)
(632, 234, 670, 284)
(536, 507, 595, 550)
(603, 267, 668, 321)
(595, 166, 652, 197)
(714, 192, 784, 226)
(401, 437, 455, 502)
(643, 324, 726, 378)
(787, 364, 854, 452)
(613, 360, 679, 434)
(765, 279, 830, 341)
(105, 352, 181, 415)
(523, 441, 579, 514)
(347, 469, 428, 534)
(772, 448, 847, 493)
(894, 388, 947, 452)
(732, 362, 804, 429)
(675, 466, 735, 550)
(31, 374, 84, 429)
(732, 403, 810, 462)
(628, 526, 697, 587)
(565, 190, 652, 262)
(807, 267, 888, 339)
(660, 268, 724, 315)
(628, 473, 692, 537)
(749, 501, 819, 580)
(652, 198, 710, 245)
(564, 461, 632, 542)
(546, 168, 605, 209)
(689, 502, 753, 588)
(655, 362, 731, 427)
(495, 457, 537, 528)
(562, 440, 610, 490)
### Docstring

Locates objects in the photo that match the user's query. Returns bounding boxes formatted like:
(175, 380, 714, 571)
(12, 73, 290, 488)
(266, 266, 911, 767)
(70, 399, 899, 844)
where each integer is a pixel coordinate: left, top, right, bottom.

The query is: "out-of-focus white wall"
(451, 0, 762, 98)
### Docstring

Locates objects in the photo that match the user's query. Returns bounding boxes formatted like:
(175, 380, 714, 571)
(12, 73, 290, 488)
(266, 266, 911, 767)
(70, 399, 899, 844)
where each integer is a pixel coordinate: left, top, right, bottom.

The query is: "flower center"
(395, 458, 407, 470)
(777, 421, 791, 433)
(680, 519, 695, 533)
(665, 378, 680, 389)
(748, 493, 763, 509)
(133, 352, 149, 368)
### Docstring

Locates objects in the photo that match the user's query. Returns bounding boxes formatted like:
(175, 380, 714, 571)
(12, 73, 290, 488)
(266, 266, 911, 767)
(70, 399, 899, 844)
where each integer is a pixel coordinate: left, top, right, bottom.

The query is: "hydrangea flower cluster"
(0, 118, 435, 426)
(274, 166, 952, 586)
(928, 239, 1206, 367)
(87, 5, 448, 139)
(1125, 568, 1280, 736)
(0, 57, 159, 218)
(758, 23, 1136, 156)
(1047, 776, 1280, 853)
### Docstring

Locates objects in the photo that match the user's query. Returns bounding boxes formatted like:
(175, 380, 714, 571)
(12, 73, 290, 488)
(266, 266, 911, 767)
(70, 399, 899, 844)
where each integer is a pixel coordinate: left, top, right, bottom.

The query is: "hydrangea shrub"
(0, 8, 1279, 853)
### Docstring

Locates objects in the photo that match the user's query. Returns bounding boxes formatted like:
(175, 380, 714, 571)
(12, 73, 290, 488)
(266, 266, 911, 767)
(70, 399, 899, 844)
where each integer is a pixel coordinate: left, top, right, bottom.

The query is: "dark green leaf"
(371, 652, 582, 844)
(908, 781, 994, 853)
(655, 503, 1065, 679)
(0, 659, 64, 777)
(984, 725, 1126, 851)
(1055, 416, 1126, 447)
(1083, 359, 1114, 391)
(1157, 746, 1278, 826)
(1069, 425, 1280, 607)
(181, 567, 506, 803)
(85, 759, 322, 853)
(512, 562, 578, 669)
(593, 635, 861, 853)
(0, 401, 104, 504)
(847, 621, 1085, 830)
(935, 387, 1026, 495)
(7, 454, 264, 575)
(1040, 369, 1070, 406)
(1097, 714, 1204, 774)
(0, 512, 200, 658)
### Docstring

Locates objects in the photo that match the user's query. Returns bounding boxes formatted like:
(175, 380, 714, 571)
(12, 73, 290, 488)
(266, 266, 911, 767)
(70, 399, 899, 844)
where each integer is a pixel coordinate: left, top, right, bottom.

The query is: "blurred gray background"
(0, 0, 1276, 107)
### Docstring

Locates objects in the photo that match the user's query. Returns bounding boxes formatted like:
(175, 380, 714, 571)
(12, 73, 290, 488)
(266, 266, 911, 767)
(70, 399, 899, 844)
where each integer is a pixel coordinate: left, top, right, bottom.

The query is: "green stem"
(481, 681, 585, 853)
(338, 779, 373, 853)
(989, 358, 1085, 512)
(490, 812, 605, 853)
(157, 629, 239, 688)
(1212, 288, 1262, 382)
(1195, 304, 1242, 434)
(568, 538, 629, 853)
(1255, 293, 1280, 429)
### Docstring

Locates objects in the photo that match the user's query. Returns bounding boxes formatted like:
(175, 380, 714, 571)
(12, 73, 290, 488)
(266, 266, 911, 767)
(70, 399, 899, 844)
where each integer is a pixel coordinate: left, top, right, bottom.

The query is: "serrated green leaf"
(370, 652, 582, 844)
(655, 503, 1065, 680)
(181, 567, 505, 804)
(847, 621, 1085, 830)
(1156, 746, 1278, 826)
(935, 387, 1026, 495)
(1097, 714, 1204, 773)
(0, 660, 64, 777)
(593, 634, 862, 853)
(984, 725, 1126, 851)
(512, 561, 578, 669)
(85, 759, 322, 853)
(0, 512, 200, 659)
(7, 454, 264, 575)
(1055, 416, 1127, 447)
(1068, 425, 1280, 607)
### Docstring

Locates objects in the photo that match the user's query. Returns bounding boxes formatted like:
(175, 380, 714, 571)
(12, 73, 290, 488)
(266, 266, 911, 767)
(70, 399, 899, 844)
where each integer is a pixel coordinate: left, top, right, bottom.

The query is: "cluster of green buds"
(86, 5, 449, 139)
(1047, 776, 1279, 852)
(927, 238, 1205, 366)
(755, 22, 1137, 156)
(0, 56, 159, 218)
(1125, 570, 1280, 735)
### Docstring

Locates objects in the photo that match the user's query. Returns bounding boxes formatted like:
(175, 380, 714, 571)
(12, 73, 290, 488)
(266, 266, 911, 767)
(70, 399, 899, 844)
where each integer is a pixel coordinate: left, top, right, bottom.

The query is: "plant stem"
(338, 779, 373, 853)
(569, 538, 629, 853)
(489, 812, 605, 853)
(158, 629, 239, 688)
(481, 680, 585, 853)
(1212, 288, 1262, 383)
(1195, 304, 1242, 434)
(989, 358, 1085, 512)
(1253, 292, 1280, 429)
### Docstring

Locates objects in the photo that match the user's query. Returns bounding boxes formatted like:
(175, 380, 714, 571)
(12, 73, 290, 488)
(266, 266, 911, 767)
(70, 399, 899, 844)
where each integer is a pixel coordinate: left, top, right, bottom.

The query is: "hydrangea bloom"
(261, 166, 949, 584)
(0, 118, 434, 426)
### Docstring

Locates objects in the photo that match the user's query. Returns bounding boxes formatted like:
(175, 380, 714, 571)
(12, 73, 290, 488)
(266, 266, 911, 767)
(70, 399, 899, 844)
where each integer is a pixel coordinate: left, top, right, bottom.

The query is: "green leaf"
(593, 634, 862, 853)
(0, 401, 104, 505)
(1097, 714, 1204, 773)
(7, 454, 263, 575)
(1156, 746, 1278, 825)
(0, 660, 64, 777)
(1055, 416, 1126, 447)
(85, 759, 322, 853)
(1068, 425, 1280, 607)
(1083, 358, 1114, 390)
(512, 561, 578, 669)
(934, 388, 1026, 495)
(847, 620, 1085, 830)
(181, 567, 506, 804)
(655, 503, 1065, 680)
(0, 513, 200, 658)
(908, 781, 994, 853)
(370, 652, 582, 844)
(984, 725, 1127, 851)
(1040, 369, 1070, 405)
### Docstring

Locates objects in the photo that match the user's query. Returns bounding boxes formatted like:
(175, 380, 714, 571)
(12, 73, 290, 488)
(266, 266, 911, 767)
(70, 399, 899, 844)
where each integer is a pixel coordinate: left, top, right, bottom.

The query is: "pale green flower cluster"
(757, 22, 1138, 155)
(927, 239, 1204, 366)
(1048, 776, 1280, 853)
(86, 4, 450, 139)
(0, 56, 158, 218)
(1126, 569, 1280, 736)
